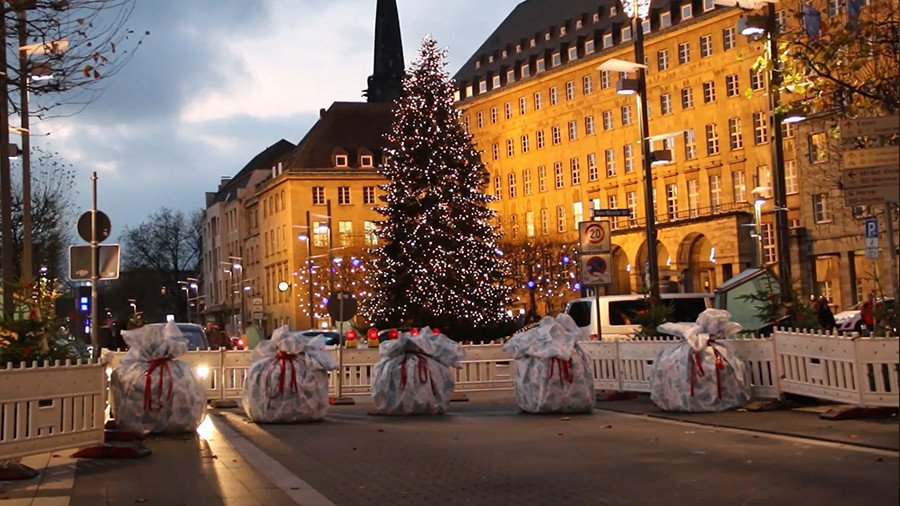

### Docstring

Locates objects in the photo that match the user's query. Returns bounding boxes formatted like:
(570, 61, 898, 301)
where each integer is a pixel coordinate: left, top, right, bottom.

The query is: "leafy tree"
(365, 36, 510, 336)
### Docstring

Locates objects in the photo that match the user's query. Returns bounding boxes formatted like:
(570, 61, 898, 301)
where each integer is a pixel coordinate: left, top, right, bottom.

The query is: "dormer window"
(475, 60, 481, 69)
(660, 11, 672, 28)
(506, 68, 515, 83)
(502, 49, 508, 58)
(360, 155, 374, 167)
(516, 43, 522, 53)
(622, 26, 632, 41)
(602, 32, 613, 48)
(610, 6, 617, 16)
(576, 19, 583, 29)
(536, 58, 546, 73)
(492, 75, 501, 89)
(642, 19, 651, 34)
(551, 52, 562, 67)
(545, 32, 551, 41)
(585, 39, 596, 54)
(334, 154, 348, 167)
(520, 63, 531, 77)
(568, 45, 578, 60)
(560, 26, 567, 36)
(593, 12, 600, 22)
(681, 3, 693, 19)
(488, 55, 494, 63)
(530, 37, 536, 47)
(479, 80, 487, 93)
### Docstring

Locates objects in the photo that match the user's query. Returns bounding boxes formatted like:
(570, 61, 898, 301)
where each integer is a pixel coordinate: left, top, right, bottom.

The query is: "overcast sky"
(27, 0, 520, 239)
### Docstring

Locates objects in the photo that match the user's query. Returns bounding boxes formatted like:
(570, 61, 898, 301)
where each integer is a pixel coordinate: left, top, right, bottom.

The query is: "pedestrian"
(860, 292, 875, 333)
(205, 323, 232, 350)
(816, 296, 836, 331)
(98, 317, 115, 349)
(242, 321, 263, 350)
(112, 319, 127, 350)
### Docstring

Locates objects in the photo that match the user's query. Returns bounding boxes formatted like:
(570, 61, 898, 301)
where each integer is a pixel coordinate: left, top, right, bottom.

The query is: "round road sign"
(77, 211, 111, 243)
(327, 291, 357, 322)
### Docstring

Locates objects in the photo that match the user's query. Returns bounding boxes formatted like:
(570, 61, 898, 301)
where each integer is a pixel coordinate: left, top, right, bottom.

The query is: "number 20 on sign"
(579, 221, 611, 253)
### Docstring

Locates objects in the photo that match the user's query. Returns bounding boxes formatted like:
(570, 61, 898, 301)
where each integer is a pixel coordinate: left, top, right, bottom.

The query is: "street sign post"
(69, 244, 120, 280)
(578, 221, 611, 254)
(580, 254, 612, 285)
(843, 146, 900, 169)
(844, 186, 898, 207)
(865, 218, 879, 259)
(77, 210, 111, 243)
(841, 115, 900, 137)
(841, 166, 900, 190)
(592, 208, 631, 218)
(326, 290, 357, 405)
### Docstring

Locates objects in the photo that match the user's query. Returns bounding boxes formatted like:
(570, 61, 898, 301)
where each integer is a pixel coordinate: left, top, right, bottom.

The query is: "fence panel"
(0, 360, 106, 460)
(774, 330, 862, 404)
(580, 342, 620, 391)
(616, 341, 674, 392)
(328, 348, 380, 396)
(220, 350, 252, 399)
(725, 338, 778, 399)
(855, 337, 899, 407)
(454, 345, 515, 392)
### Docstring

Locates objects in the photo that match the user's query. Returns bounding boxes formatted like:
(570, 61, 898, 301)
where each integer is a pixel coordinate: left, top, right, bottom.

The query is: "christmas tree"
(366, 36, 510, 335)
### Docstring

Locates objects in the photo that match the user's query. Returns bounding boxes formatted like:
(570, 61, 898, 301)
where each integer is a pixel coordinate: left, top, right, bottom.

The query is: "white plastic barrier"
(0, 360, 106, 460)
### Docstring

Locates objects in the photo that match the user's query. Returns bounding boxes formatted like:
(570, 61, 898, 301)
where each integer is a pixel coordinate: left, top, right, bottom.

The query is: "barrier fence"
(2, 329, 896, 462)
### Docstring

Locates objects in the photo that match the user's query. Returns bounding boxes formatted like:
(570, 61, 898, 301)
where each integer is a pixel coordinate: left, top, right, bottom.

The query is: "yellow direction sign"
(842, 165, 900, 190)
(844, 186, 898, 207)
(843, 147, 899, 169)
(841, 115, 899, 138)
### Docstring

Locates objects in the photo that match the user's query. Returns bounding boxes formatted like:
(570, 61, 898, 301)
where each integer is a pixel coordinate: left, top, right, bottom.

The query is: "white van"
(564, 293, 712, 340)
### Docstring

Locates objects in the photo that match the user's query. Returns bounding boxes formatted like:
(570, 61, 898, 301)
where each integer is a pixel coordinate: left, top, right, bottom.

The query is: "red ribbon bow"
(399, 352, 436, 395)
(266, 351, 299, 398)
(548, 357, 574, 384)
(143, 357, 174, 412)
(688, 344, 725, 400)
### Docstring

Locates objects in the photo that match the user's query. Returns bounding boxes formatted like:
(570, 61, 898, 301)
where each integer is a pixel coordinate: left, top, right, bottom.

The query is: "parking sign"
(864, 218, 878, 238)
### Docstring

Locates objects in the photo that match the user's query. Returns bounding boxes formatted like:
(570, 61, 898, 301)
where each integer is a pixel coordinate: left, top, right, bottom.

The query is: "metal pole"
(633, 14, 660, 302)
(767, 3, 791, 293)
(306, 210, 314, 328)
(594, 287, 603, 341)
(326, 199, 334, 293)
(17, 9, 32, 290)
(90, 172, 99, 359)
(337, 296, 344, 399)
(755, 203, 764, 268)
(885, 201, 899, 299)
(0, 9, 15, 317)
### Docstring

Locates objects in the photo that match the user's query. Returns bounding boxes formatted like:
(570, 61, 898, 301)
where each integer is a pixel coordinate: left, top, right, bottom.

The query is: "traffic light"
(75, 286, 91, 338)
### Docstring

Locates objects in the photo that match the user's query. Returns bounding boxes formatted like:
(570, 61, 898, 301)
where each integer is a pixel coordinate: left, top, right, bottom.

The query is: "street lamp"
(751, 186, 771, 268)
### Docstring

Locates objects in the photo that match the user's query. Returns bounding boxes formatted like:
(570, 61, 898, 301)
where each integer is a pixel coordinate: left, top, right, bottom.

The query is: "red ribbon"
(399, 352, 436, 395)
(712, 347, 725, 400)
(688, 345, 725, 400)
(548, 357, 574, 384)
(266, 351, 299, 398)
(143, 357, 174, 412)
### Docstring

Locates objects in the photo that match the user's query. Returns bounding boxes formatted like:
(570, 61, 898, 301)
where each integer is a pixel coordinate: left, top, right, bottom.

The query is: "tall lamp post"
(295, 215, 316, 329)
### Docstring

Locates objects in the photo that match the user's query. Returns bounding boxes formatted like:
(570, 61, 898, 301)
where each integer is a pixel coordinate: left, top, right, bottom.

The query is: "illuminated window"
(338, 221, 352, 246)
(570, 157, 581, 185)
(709, 175, 722, 211)
(605, 148, 616, 177)
(538, 165, 547, 192)
(554, 162, 564, 188)
(540, 208, 550, 235)
(587, 153, 598, 181)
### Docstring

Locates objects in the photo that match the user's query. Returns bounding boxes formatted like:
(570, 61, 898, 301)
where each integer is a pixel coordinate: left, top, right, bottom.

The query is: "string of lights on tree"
(292, 252, 371, 322)
(498, 241, 580, 316)
(364, 36, 511, 331)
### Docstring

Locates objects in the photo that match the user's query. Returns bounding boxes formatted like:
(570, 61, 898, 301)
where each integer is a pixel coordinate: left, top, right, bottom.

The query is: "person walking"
(816, 296, 836, 331)
(860, 292, 876, 334)
(242, 321, 263, 350)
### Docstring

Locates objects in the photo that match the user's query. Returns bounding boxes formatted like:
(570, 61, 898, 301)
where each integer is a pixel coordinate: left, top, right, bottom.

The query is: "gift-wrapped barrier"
(109, 322, 207, 434)
(502, 314, 594, 414)
(242, 325, 337, 423)
(649, 309, 752, 412)
(371, 327, 464, 415)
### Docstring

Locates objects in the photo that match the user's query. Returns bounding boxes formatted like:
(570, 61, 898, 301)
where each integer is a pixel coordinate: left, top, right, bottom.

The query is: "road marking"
(601, 410, 899, 458)
(205, 413, 335, 506)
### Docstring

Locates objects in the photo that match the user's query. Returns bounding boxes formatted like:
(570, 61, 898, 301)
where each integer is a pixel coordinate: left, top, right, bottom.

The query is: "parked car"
(174, 323, 210, 350)
(298, 329, 343, 346)
(835, 298, 895, 333)
(564, 293, 712, 340)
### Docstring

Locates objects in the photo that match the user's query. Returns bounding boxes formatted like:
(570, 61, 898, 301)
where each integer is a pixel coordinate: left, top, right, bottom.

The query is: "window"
(534, 91, 543, 110)
(570, 157, 581, 185)
(554, 162, 564, 188)
(809, 132, 828, 163)
(338, 221, 352, 247)
(360, 154, 374, 167)
(700, 34, 713, 57)
(660, 94, 672, 115)
(573, 202, 584, 229)
(540, 208, 550, 235)
(687, 179, 699, 217)
(585, 115, 596, 135)
(519, 96, 528, 115)
(494, 175, 502, 199)
(678, 42, 691, 64)
(504, 101, 512, 119)
(813, 193, 831, 223)
(626, 191, 638, 225)
(709, 175, 722, 211)
(568, 120, 578, 140)
(605, 148, 616, 177)
(510, 214, 519, 239)
(602, 110, 613, 130)
(702, 81, 716, 103)
(666, 183, 679, 220)
(705, 123, 719, 155)
(608, 195, 619, 229)
(681, 87, 694, 110)
(521, 134, 530, 153)
(761, 223, 776, 264)
(782, 121, 795, 139)
(536, 130, 546, 149)
(462, 115, 470, 133)
(621, 105, 633, 125)
(335, 154, 348, 167)
(550, 86, 559, 105)
(506, 138, 515, 157)
(728, 117, 743, 150)
(785, 160, 798, 194)
(492, 75, 501, 89)
(585, 39, 596, 54)
(521, 63, 531, 78)
(732, 170, 746, 202)
(776, 9, 787, 31)
(312, 186, 325, 205)
(492, 143, 499, 160)
(681, 3, 693, 19)
(538, 165, 547, 192)
(363, 186, 376, 204)
(723, 27, 736, 50)
(479, 81, 487, 93)
(583, 75, 593, 94)
(477, 111, 484, 128)
(587, 153, 598, 181)
(313, 221, 328, 247)
(552, 125, 562, 145)
(624, 144, 634, 173)
(556, 205, 567, 233)
(600, 70, 610, 89)
(508, 173, 517, 198)
(660, 11, 672, 28)
(603, 32, 613, 48)
(753, 112, 768, 144)
(610, 5, 617, 15)
(536, 58, 546, 73)
(490, 107, 498, 124)
(526, 211, 535, 238)
(552, 52, 562, 67)
(523, 169, 533, 195)
(622, 26, 632, 41)
(568, 45, 578, 61)
(756, 165, 772, 190)
(750, 70, 765, 90)
(364, 221, 378, 246)
(724, 75, 739, 98)
(657, 49, 669, 71)
(703, 0, 715, 11)
(506, 68, 515, 84)
(566, 81, 576, 100)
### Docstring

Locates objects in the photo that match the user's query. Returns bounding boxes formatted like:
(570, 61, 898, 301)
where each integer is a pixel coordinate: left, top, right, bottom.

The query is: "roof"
(282, 101, 395, 170)
(210, 139, 295, 204)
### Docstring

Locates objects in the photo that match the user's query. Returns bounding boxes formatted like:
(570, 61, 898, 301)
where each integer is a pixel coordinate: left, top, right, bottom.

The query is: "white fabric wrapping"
(242, 325, 337, 423)
(110, 322, 206, 433)
(371, 327, 464, 415)
(503, 314, 594, 414)
(650, 309, 752, 412)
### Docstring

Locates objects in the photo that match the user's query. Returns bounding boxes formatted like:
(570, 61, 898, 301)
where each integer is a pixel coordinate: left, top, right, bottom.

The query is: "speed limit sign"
(578, 221, 610, 253)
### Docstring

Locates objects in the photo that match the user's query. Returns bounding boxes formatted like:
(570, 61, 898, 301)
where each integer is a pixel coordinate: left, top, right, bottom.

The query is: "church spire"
(366, 0, 405, 103)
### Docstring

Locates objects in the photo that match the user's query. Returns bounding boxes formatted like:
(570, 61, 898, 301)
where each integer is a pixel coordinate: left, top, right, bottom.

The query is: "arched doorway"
(678, 233, 716, 293)
(635, 240, 670, 292)
(610, 246, 630, 294)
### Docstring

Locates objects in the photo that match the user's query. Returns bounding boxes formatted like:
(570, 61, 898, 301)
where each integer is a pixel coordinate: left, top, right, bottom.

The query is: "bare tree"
(121, 207, 202, 292)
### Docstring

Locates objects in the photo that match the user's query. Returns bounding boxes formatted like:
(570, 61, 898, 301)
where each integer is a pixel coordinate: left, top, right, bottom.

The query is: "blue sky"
(28, 0, 520, 237)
